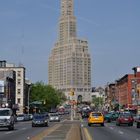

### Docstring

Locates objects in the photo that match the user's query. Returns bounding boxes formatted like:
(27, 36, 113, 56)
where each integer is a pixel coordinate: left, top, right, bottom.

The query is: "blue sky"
(0, 0, 140, 87)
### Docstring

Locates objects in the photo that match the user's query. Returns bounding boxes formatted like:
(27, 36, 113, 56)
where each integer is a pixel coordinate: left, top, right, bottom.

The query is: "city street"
(0, 120, 56, 140)
(81, 119, 140, 140)
(0, 114, 76, 140)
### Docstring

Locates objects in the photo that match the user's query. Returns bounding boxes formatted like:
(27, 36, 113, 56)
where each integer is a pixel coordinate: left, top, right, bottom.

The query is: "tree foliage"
(92, 96, 103, 108)
(30, 81, 66, 111)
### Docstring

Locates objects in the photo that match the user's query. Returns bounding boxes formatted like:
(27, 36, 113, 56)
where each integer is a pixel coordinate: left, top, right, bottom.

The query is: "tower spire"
(61, 0, 74, 16)
(58, 0, 76, 43)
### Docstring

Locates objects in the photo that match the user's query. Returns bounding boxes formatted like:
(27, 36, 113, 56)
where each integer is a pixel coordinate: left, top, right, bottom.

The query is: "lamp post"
(26, 81, 32, 115)
(27, 84, 32, 115)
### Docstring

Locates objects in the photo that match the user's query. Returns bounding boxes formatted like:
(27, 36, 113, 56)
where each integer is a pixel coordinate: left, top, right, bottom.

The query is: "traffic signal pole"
(70, 89, 75, 121)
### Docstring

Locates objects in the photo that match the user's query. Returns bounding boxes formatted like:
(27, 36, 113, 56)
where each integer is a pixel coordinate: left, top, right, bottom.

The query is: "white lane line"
(109, 127, 114, 130)
(27, 136, 30, 140)
(5, 131, 13, 134)
(21, 127, 27, 130)
(118, 130, 124, 135)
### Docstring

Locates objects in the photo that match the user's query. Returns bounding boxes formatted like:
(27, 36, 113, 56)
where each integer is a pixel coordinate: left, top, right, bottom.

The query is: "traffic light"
(71, 91, 74, 96)
(69, 89, 74, 96)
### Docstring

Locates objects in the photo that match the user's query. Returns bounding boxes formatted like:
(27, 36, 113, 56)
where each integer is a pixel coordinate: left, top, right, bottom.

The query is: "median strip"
(30, 124, 61, 140)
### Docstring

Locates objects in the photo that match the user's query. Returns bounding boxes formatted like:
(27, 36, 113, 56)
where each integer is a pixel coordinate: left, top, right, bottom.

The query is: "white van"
(0, 108, 15, 130)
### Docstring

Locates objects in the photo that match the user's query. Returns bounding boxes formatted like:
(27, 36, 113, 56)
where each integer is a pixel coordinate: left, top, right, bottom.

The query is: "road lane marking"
(118, 130, 124, 135)
(109, 127, 114, 130)
(5, 131, 13, 134)
(21, 127, 27, 130)
(30, 124, 61, 140)
(83, 128, 92, 140)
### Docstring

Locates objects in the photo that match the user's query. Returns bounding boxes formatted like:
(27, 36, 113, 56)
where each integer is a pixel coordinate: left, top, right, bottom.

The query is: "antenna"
(18, 29, 25, 67)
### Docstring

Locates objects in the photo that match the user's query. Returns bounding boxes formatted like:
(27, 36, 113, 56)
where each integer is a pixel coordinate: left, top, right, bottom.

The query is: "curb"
(80, 124, 87, 140)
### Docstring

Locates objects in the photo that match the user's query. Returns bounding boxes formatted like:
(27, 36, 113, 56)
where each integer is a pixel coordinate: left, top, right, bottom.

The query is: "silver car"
(49, 113, 60, 122)
(0, 108, 15, 130)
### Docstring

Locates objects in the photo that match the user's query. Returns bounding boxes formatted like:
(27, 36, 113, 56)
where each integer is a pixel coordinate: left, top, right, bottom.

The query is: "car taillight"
(129, 117, 133, 121)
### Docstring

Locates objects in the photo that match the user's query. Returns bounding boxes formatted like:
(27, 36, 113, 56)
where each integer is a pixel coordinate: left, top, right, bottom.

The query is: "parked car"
(17, 114, 25, 121)
(32, 114, 49, 127)
(0, 108, 15, 130)
(28, 114, 33, 120)
(104, 112, 119, 122)
(88, 112, 104, 126)
(49, 113, 60, 122)
(24, 114, 30, 121)
(116, 112, 134, 126)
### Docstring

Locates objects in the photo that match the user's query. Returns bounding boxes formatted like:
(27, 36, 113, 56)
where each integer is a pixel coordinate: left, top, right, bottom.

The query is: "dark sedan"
(32, 114, 49, 127)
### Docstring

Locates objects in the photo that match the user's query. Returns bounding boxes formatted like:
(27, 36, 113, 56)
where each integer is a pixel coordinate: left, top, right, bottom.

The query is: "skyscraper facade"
(48, 0, 91, 102)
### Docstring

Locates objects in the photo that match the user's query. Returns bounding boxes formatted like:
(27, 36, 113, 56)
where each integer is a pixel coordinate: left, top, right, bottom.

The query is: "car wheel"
(128, 122, 133, 126)
(8, 124, 14, 130)
(137, 122, 140, 128)
(107, 119, 111, 123)
(101, 123, 104, 126)
(32, 124, 35, 127)
(116, 122, 120, 126)
(88, 123, 91, 127)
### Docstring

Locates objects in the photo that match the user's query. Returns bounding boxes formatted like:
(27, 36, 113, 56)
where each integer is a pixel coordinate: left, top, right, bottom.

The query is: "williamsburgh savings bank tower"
(48, 0, 91, 102)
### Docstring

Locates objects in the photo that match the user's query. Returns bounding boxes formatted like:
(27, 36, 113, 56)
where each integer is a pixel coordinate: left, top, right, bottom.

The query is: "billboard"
(0, 80, 4, 93)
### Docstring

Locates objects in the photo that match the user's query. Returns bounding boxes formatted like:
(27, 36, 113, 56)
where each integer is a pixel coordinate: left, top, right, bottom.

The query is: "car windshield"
(50, 114, 58, 116)
(105, 113, 112, 116)
(92, 113, 102, 116)
(33, 115, 45, 119)
(0, 110, 11, 116)
(17, 114, 24, 117)
(120, 113, 131, 118)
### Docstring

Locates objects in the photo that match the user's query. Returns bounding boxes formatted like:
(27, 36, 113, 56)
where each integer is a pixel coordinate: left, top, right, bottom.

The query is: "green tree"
(92, 96, 103, 108)
(30, 82, 66, 111)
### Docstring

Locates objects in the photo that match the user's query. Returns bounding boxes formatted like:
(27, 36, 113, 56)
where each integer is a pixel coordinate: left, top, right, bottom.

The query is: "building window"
(17, 98, 21, 104)
(17, 71, 21, 77)
(17, 79, 21, 85)
(17, 89, 21, 94)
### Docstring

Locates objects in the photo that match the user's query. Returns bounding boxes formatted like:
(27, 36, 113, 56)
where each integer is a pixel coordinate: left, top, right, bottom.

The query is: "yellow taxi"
(88, 112, 104, 126)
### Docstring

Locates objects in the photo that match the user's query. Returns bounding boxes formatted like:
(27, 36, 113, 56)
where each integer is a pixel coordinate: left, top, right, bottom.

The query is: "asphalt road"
(0, 114, 70, 140)
(81, 119, 140, 140)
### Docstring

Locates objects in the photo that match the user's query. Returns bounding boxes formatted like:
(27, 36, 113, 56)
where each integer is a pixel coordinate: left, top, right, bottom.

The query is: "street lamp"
(28, 85, 32, 114)
(26, 81, 32, 115)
